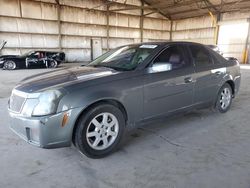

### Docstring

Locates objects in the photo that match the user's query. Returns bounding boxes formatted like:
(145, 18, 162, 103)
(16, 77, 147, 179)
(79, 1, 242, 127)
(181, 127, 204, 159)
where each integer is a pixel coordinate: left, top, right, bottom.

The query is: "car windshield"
(88, 44, 158, 71)
(20, 51, 33, 57)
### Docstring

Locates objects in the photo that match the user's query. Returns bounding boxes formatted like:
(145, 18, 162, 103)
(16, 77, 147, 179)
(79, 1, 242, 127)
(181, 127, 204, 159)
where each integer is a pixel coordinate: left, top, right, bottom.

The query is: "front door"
(143, 45, 195, 119)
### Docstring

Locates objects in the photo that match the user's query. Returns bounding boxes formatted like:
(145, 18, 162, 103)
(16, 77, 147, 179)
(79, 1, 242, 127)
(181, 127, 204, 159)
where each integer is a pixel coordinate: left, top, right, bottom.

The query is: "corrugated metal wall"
(0, 0, 171, 62)
(0, 0, 249, 63)
(171, 12, 250, 63)
(218, 11, 250, 63)
(172, 15, 216, 44)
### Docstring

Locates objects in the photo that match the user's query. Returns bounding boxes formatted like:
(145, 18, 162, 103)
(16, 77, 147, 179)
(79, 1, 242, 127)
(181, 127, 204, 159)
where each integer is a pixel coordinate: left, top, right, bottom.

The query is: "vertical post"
(215, 13, 221, 45)
(18, 0, 22, 18)
(56, 0, 62, 51)
(243, 18, 250, 64)
(170, 20, 173, 41)
(140, 0, 144, 42)
(106, 4, 110, 51)
(18, 0, 22, 54)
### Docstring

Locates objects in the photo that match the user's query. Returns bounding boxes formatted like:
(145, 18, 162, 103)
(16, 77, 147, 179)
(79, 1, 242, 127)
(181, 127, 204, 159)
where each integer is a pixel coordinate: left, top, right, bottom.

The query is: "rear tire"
(3, 60, 16, 70)
(74, 104, 126, 158)
(215, 83, 233, 113)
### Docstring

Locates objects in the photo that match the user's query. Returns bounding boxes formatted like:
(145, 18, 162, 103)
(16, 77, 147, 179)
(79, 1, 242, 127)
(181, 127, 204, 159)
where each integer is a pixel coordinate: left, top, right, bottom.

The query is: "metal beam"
(140, 0, 144, 42)
(215, 13, 221, 45)
(203, 0, 219, 12)
(244, 18, 250, 64)
(109, 6, 153, 12)
(170, 0, 250, 17)
(18, 0, 22, 17)
(143, 11, 156, 16)
(55, 0, 62, 51)
(106, 4, 110, 51)
(170, 20, 173, 41)
(141, 0, 171, 20)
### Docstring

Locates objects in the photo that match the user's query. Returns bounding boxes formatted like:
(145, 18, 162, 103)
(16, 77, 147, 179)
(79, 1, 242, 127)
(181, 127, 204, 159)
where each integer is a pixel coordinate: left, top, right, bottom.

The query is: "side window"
(152, 46, 187, 72)
(29, 52, 37, 58)
(189, 45, 213, 67)
(210, 50, 226, 64)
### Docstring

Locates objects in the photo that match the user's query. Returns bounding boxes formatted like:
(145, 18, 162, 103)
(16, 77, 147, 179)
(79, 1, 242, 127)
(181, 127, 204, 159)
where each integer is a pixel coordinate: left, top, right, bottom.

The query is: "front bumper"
(8, 108, 82, 148)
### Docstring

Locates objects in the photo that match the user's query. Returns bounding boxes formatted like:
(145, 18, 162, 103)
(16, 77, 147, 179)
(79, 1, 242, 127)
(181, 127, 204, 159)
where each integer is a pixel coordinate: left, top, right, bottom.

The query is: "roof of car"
(124, 41, 205, 47)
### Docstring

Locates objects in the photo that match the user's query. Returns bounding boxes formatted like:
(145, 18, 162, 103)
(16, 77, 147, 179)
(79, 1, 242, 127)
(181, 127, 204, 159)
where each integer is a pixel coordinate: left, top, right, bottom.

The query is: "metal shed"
(0, 0, 249, 63)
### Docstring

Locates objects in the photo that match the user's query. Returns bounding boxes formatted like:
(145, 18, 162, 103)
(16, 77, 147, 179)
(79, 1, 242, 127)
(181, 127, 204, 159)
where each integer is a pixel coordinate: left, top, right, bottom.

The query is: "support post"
(170, 20, 173, 41)
(18, 0, 22, 54)
(56, 0, 62, 51)
(140, 0, 144, 42)
(106, 4, 110, 51)
(243, 18, 250, 64)
(215, 13, 221, 45)
(18, 0, 22, 18)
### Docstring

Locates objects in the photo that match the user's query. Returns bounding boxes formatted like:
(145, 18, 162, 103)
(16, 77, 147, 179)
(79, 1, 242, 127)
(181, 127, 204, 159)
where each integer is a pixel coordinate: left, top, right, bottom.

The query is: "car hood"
(0, 55, 21, 60)
(15, 66, 118, 93)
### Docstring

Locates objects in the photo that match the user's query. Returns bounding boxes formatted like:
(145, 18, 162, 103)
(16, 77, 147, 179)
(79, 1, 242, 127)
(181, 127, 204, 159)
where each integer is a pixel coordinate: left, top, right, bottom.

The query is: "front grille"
(9, 93, 26, 113)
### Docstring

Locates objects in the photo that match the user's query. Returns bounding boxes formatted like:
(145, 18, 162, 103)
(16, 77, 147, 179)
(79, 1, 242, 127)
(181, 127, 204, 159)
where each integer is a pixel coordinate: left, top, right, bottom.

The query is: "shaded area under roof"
(143, 0, 250, 20)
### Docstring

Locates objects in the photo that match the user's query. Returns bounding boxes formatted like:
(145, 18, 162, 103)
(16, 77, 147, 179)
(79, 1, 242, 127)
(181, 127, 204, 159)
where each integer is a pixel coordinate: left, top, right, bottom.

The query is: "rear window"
(189, 45, 213, 67)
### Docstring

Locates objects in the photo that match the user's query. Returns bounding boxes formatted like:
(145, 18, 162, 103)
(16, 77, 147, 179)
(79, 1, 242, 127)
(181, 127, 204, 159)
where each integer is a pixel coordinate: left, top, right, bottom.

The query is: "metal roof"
(142, 0, 250, 20)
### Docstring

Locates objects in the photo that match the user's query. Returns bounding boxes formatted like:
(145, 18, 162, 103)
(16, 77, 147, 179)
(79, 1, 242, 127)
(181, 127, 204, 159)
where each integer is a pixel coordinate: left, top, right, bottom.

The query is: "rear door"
(188, 44, 220, 105)
(143, 44, 195, 119)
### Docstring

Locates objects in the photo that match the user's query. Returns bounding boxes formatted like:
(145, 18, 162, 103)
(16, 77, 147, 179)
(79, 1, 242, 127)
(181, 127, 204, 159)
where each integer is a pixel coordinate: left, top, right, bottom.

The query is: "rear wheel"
(3, 60, 16, 70)
(215, 83, 233, 113)
(74, 104, 125, 158)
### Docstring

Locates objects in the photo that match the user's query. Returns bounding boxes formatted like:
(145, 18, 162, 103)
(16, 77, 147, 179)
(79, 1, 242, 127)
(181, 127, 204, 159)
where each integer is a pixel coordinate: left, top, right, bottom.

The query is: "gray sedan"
(8, 42, 241, 158)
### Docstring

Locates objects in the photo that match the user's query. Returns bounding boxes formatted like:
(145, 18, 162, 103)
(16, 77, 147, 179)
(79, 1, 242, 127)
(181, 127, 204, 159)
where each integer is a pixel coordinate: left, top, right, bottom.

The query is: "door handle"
(184, 77, 193, 83)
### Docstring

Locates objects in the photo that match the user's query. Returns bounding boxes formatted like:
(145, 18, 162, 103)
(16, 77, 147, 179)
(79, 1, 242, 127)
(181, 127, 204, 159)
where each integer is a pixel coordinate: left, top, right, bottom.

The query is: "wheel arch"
(225, 80, 235, 96)
(71, 98, 128, 145)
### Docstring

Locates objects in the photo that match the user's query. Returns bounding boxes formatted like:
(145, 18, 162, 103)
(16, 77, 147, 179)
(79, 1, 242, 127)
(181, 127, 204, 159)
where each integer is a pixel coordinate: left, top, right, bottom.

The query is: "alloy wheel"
(220, 87, 231, 110)
(86, 112, 119, 150)
(4, 61, 16, 70)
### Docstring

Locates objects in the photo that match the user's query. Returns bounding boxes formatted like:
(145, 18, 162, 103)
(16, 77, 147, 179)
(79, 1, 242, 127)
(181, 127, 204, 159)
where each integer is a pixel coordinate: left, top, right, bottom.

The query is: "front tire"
(215, 83, 233, 113)
(48, 59, 58, 68)
(3, 60, 16, 70)
(74, 104, 125, 158)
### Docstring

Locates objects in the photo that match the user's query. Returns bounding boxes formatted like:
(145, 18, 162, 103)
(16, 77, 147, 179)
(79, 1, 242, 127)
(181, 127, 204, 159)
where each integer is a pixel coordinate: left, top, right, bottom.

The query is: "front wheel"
(74, 104, 126, 158)
(48, 60, 58, 68)
(3, 60, 16, 70)
(215, 83, 233, 113)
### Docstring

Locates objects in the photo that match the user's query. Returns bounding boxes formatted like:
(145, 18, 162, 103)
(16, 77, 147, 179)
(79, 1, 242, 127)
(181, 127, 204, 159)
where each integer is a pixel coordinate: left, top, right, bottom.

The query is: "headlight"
(32, 90, 63, 116)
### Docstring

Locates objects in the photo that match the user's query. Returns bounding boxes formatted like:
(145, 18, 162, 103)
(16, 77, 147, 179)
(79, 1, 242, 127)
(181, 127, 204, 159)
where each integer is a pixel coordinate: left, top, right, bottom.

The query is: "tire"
(48, 60, 58, 68)
(74, 104, 126, 158)
(3, 60, 16, 70)
(215, 83, 233, 113)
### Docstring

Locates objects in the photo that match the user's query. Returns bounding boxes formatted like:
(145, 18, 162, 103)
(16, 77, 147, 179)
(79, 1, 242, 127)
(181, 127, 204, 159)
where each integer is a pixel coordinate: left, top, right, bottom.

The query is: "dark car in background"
(0, 51, 65, 70)
(8, 42, 241, 158)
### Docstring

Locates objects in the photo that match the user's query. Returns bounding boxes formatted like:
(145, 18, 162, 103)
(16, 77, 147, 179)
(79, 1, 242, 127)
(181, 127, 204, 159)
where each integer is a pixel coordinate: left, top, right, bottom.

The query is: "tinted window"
(88, 44, 158, 71)
(152, 46, 187, 71)
(210, 49, 227, 64)
(189, 45, 213, 67)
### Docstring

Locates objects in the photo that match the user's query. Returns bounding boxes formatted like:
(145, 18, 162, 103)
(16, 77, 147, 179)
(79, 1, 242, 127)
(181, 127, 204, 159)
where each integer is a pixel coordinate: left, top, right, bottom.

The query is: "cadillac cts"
(8, 42, 241, 158)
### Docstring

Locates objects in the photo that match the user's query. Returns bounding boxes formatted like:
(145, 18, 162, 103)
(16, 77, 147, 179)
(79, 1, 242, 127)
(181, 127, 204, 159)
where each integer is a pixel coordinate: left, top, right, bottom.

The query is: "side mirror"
(149, 62, 172, 73)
